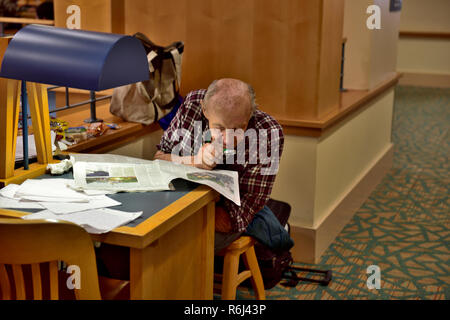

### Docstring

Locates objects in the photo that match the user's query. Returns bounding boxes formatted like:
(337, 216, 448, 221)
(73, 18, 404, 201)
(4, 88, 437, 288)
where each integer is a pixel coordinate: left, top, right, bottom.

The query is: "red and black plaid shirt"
(157, 89, 284, 233)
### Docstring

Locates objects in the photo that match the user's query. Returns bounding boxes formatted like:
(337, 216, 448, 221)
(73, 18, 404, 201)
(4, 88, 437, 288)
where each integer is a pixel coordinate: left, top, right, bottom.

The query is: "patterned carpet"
(237, 86, 450, 300)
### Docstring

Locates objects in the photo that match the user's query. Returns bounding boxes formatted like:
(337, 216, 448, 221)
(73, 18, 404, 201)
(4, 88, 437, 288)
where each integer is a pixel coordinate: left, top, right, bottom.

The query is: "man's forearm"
(154, 150, 196, 167)
(154, 146, 216, 170)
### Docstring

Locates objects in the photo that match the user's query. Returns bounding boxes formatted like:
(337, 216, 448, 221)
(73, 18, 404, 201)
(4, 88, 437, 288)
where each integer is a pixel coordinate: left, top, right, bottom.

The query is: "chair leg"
(221, 252, 240, 300)
(243, 246, 266, 300)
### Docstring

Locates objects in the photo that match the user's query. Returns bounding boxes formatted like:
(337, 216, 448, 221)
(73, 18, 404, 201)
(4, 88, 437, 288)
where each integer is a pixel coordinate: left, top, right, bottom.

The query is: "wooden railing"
(0, 17, 54, 36)
(399, 30, 450, 39)
(0, 17, 54, 25)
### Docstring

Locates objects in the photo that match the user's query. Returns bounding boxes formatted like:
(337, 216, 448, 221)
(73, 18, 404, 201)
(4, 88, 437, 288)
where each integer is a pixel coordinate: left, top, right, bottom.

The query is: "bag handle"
(170, 48, 182, 89)
(133, 32, 184, 58)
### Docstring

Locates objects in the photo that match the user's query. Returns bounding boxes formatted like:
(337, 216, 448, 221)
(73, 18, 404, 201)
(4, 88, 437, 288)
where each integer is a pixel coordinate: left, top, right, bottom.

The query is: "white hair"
(204, 79, 256, 115)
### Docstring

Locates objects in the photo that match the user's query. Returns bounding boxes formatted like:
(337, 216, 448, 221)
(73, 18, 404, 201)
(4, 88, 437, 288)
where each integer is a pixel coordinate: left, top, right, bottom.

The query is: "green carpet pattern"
(237, 86, 450, 300)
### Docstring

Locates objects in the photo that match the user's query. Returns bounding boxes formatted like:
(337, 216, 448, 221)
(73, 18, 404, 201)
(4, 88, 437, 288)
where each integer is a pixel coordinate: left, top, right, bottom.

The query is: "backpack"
(253, 199, 293, 289)
(252, 199, 332, 289)
(110, 32, 184, 125)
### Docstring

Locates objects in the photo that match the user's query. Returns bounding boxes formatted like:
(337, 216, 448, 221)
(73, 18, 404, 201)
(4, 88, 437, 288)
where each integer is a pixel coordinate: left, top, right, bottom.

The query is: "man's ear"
(201, 100, 208, 117)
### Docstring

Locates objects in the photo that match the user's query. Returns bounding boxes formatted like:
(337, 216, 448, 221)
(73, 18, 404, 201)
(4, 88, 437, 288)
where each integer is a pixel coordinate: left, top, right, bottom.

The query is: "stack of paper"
(0, 178, 142, 233)
(16, 179, 90, 203)
(22, 208, 142, 234)
(0, 184, 45, 209)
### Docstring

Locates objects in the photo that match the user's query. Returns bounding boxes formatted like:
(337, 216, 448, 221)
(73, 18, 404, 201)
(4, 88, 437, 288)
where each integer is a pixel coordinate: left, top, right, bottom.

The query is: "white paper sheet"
(15, 178, 89, 202)
(0, 196, 44, 209)
(39, 195, 121, 214)
(0, 184, 20, 199)
(15, 131, 56, 161)
(19, 196, 89, 203)
(22, 208, 142, 234)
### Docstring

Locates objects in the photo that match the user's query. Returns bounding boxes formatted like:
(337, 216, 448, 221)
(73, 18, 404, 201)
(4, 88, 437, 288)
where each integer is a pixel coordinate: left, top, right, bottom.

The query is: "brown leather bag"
(110, 33, 184, 125)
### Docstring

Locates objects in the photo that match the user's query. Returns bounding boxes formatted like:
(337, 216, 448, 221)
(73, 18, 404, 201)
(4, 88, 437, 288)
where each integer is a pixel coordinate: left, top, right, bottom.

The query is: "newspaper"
(70, 154, 240, 206)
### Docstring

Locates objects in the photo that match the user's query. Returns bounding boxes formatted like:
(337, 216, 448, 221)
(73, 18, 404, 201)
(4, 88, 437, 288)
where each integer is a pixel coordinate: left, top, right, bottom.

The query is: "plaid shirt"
(157, 89, 284, 233)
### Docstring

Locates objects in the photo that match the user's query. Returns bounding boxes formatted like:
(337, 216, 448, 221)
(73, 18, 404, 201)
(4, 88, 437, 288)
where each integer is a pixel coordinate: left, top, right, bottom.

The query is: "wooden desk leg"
(26, 82, 53, 164)
(129, 201, 215, 300)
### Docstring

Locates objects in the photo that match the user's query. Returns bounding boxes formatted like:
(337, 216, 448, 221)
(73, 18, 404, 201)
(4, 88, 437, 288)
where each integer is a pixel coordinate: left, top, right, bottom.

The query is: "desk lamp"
(0, 24, 149, 186)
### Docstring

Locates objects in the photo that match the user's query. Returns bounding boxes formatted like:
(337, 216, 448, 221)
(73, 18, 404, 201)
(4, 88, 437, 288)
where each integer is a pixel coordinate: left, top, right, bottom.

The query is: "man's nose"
(222, 131, 235, 148)
(222, 132, 228, 146)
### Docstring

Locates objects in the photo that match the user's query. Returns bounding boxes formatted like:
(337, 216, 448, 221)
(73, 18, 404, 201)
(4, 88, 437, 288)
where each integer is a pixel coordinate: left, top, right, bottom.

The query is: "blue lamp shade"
(0, 24, 149, 91)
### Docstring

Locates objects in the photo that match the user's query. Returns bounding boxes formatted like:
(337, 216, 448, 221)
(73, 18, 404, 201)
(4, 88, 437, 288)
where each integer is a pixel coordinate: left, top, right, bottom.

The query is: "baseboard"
(398, 72, 450, 88)
(290, 143, 394, 264)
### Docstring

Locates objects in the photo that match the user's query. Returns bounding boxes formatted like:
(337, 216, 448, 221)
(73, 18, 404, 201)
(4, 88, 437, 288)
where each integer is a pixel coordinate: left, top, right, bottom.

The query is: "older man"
(154, 78, 284, 252)
(95, 79, 287, 279)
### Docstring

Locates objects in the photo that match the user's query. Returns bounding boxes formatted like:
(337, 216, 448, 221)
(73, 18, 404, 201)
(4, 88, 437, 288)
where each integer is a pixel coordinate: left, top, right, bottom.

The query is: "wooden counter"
(280, 72, 402, 137)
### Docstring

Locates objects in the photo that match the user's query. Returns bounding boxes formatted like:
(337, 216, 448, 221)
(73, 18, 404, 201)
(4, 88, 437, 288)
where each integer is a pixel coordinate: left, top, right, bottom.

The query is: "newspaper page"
(71, 154, 240, 206)
(73, 161, 172, 192)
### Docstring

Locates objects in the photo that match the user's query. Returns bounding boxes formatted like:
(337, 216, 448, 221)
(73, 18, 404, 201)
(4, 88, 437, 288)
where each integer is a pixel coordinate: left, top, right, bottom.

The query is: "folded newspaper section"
(70, 154, 241, 206)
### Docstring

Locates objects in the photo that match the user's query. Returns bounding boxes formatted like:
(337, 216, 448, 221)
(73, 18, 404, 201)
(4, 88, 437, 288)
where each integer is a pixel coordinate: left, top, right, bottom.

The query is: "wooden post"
(0, 80, 55, 187)
(0, 37, 20, 180)
(0, 38, 57, 187)
(0, 78, 20, 179)
(26, 82, 53, 164)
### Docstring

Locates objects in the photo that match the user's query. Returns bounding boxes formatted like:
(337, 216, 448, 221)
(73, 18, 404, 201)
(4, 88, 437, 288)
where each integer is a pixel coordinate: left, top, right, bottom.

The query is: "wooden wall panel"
(111, 0, 125, 34)
(369, 0, 401, 89)
(317, 0, 344, 118)
(284, 0, 322, 120)
(251, 0, 289, 119)
(54, 0, 344, 123)
(252, 0, 324, 120)
(125, 0, 187, 45)
(183, 0, 213, 90)
(210, 0, 254, 83)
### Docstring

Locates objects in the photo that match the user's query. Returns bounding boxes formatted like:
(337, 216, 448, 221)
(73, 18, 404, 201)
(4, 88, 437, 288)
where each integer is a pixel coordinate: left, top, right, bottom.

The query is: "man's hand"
(154, 144, 218, 170)
(215, 206, 233, 233)
(194, 143, 217, 170)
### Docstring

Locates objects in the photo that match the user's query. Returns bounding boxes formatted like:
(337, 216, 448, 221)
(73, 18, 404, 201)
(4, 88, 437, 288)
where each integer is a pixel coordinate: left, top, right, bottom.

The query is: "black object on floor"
(281, 267, 332, 287)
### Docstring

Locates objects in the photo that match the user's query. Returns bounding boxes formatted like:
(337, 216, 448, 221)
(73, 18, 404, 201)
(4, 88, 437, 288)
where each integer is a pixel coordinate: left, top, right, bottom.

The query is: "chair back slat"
(0, 264, 11, 300)
(30, 263, 42, 300)
(49, 261, 59, 300)
(12, 264, 26, 299)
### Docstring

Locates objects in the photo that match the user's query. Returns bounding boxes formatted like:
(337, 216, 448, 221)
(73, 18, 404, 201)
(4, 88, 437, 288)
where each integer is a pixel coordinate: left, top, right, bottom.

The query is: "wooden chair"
(214, 236, 265, 300)
(0, 218, 129, 300)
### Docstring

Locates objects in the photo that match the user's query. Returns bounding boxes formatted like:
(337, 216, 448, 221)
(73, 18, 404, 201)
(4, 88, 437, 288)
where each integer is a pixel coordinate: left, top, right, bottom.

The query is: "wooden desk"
(0, 179, 218, 300)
